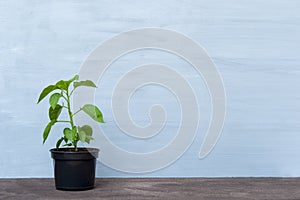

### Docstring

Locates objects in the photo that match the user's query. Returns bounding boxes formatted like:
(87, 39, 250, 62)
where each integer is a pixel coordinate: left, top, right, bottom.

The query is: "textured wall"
(0, 0, 300, 177)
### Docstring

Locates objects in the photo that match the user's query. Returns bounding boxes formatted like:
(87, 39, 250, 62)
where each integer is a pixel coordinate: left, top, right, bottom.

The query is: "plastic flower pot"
(50, 148, 99, 191)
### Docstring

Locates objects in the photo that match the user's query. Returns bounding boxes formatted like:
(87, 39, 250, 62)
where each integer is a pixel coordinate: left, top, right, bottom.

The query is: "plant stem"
(69, 88, 76, 97)
(66, 89, 78, 151)
(56, 120, 71, 123)
(72, 108, 83, 117)
(61, 92, 68, 102)
(66, 90, 74, 127)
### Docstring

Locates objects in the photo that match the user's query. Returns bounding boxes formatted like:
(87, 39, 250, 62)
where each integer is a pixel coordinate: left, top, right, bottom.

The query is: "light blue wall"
(1, 0, 300, 178)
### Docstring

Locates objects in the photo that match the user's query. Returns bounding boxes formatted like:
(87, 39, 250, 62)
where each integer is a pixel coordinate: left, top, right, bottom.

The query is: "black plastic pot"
(50, 148, 99, 191)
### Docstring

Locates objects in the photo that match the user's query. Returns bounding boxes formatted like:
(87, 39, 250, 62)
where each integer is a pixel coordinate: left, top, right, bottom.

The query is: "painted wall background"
(0, 0, 300, 178)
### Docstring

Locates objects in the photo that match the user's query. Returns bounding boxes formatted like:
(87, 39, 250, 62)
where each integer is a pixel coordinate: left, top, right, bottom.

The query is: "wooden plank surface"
(0, 178, 300, 200)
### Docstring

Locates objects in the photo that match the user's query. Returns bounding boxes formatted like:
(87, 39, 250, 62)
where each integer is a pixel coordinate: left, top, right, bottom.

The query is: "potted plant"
(37, 74, 104, 190)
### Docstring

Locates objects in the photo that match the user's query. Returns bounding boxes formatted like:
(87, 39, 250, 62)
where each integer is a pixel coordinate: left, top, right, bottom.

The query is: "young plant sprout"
(37, 75, 104, 151)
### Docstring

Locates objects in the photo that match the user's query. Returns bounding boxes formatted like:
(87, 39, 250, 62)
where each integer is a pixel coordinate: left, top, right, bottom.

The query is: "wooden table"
(0, 178, 299, 199)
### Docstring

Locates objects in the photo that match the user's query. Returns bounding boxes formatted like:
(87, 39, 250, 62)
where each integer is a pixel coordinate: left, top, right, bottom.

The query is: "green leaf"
(78, 125, 93, 143)
(49, 104, 62, 121)
(37, 85, 58, 103)
(68, 75, 79, 83)
(55, 80, 69, 91)
(49, 93, 61, 109)
(85, 135, 94, 144)
(78, 130, 86, 142)
(55, 75, 79, 91)
(43, 120, 56, 144)
(56, 137, 64, 149)
(63, 137, 68, 143)
(78, 125, 93, 136)
(63, 143, 73, 147)
(73, 80, 97, 89)
(82, 104, 105, 123)
(63, 128, 76, 141)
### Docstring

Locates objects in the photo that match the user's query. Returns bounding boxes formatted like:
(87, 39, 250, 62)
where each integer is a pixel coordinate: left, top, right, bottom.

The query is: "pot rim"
(50, 147, 99, 154)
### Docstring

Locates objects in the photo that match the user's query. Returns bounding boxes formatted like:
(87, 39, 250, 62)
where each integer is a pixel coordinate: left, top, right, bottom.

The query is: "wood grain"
(1, 178, 300, 200)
